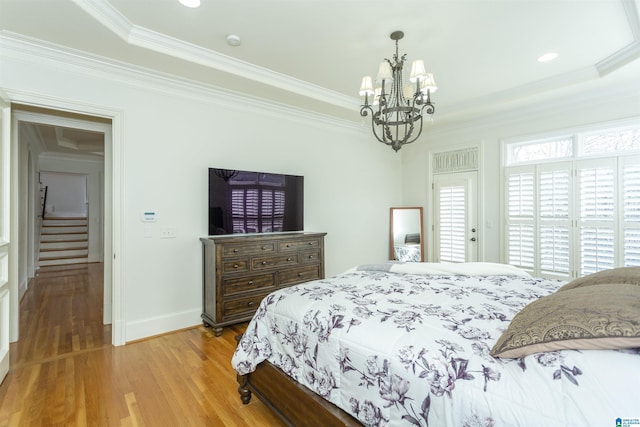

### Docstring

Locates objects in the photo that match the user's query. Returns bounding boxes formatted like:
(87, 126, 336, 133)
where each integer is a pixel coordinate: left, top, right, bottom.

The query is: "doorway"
(433, 171, 479, 262)
(12, 105, 115, 345)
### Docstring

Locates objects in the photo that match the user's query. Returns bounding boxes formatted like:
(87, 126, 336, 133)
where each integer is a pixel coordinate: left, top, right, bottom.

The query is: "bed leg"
(237, 374, 252, 404)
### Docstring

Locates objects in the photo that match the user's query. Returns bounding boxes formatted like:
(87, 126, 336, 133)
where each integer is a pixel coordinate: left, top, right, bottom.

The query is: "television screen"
(208, 168, 304, 235)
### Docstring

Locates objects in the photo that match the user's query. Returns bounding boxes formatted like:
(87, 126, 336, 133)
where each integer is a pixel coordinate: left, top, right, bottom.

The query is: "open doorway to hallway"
(13, 104, 114, 345)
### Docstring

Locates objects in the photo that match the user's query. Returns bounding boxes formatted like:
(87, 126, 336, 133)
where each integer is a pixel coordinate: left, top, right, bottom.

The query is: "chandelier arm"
(360, 104, 374, 118)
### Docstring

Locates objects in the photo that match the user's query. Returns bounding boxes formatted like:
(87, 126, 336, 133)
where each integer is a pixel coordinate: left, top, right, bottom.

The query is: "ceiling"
(2, 0, 640, 154)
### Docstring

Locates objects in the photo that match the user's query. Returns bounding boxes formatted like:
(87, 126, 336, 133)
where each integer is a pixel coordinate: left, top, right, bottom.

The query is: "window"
(504, 121, 640, 279)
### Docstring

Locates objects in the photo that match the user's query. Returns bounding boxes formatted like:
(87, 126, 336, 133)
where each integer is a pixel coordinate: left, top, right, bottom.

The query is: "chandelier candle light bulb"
(360, 31, 436, 152)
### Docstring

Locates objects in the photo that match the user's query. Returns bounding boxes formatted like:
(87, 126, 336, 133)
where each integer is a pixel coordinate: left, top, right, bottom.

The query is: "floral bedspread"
(232, 263, 640, 427)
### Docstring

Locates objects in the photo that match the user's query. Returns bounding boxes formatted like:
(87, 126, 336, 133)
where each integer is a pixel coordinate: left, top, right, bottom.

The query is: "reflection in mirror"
(390, 207, 424, 262)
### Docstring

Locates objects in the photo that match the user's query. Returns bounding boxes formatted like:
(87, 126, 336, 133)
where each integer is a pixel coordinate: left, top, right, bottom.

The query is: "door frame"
(0, 91, 12, 382)
(427, 144, 485, 263)
(6, 90, 125, 346)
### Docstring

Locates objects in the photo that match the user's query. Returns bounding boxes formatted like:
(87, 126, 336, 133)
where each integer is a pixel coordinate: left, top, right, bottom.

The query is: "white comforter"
(232, 263, 640, 426)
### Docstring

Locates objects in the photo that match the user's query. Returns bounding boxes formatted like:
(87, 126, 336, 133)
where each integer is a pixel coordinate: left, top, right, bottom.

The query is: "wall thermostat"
(141, 211, 158, 222)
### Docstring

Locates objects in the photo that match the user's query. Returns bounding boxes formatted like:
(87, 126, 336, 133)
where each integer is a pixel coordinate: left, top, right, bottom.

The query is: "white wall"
(1, 37, 402, 341)
(38, 155, 104, 263)
(40, 171, 88, 218)
(401, 80, 640, 263)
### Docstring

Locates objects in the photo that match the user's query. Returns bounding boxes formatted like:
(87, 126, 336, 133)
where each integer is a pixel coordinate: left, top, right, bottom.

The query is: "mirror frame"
(389, 207, 424, 262)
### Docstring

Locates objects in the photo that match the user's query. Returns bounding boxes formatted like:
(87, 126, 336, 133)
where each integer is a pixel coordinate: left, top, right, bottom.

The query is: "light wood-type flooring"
(0, 263, 286, 427)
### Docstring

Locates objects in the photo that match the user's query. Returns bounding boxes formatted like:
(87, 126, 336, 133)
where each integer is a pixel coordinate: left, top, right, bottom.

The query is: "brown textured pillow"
(558, 267, 640, 291)
(491, 283, 640, 358)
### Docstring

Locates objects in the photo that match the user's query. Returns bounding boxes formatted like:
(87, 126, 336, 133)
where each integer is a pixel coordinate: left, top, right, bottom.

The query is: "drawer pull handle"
(286, 244, 291, 247)
(233, 249, 239, 253)
(262, 246, 267, 250)
(262, 261, 267, 265)
(233, 264, 239, 269)
(308, 242, 313, 245)
(287, 258, 292, 262)
(298, 272, 303, 277)
(308, 255, 314, 259)
(248, 281, 254, 286)
(247, 301, 255, 307)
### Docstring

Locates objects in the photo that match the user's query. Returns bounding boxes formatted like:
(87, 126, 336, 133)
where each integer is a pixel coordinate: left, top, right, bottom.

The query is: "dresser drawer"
(222, 259, 249, 274)
(278, 237, 322, 252)
(300, 250, 321, 264)
(279, 264, 321, 286)
(223, 273, 275, 296)
(221, 241, 276, 258)
(222, 293, 270, 319)
(252, 254, 299, 270)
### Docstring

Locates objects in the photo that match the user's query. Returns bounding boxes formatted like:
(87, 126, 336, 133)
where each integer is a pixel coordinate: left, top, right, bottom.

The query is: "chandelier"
(359, 31, 437, 152)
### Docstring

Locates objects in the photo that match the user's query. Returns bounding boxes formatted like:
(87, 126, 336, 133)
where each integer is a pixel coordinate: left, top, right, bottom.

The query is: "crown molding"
(70, 0, 357, 111)
(425, 79, 640, 138)
(438, 66, 600, 122)
(623, 0, 640, 41)
(596, 42, 640, 76)
(0, 32, 361, 133)
(39, 150, 105, 164)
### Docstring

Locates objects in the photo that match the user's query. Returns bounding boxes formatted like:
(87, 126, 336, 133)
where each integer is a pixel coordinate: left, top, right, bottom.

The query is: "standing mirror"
(390, 207, 424, 262)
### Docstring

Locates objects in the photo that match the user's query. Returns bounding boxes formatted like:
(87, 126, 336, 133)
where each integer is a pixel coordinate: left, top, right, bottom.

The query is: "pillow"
(490, 283, 640, 358)
(558, 267, 640, 291)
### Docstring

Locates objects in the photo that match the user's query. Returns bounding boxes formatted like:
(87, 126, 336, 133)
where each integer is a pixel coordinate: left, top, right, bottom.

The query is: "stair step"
(41, 234, 88, 242)
(40, 241, 88, 250)
(39, 257, 89, 267)
(40, 248, 89, 259)
(41, 226, 88, 234)
(40, 247, 89, 256)
(42, 218, 88, 227)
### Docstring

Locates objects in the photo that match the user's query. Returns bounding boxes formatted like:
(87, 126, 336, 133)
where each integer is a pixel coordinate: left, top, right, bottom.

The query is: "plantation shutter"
(539, 163, 571, 277)
(577, 158, 616, 275)
(506, 168, 535, 269)
(438, 184, 466, 262)
(623, 157, 640, 266)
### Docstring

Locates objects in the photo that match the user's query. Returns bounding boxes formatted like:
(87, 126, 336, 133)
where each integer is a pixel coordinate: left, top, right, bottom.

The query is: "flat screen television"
(208, 168, 304, 235)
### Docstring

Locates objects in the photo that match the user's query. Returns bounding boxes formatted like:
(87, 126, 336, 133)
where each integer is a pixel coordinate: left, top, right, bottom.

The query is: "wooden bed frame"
(237, 358, 361, 426)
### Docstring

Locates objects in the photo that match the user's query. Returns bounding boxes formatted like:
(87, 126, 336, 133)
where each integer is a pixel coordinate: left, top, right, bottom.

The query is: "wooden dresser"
(200, 232, 326, 336)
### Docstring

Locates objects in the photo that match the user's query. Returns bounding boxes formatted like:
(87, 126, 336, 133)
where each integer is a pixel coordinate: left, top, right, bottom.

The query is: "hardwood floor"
(0, 263, 286, 427)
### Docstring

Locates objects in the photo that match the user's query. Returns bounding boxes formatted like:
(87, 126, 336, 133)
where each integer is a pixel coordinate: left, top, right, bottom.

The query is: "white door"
(0, 94, 11, 383)
(433, 171, 478, 262)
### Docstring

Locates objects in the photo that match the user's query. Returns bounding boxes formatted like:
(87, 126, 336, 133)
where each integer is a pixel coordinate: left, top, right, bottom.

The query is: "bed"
(232, 262, 640, 426)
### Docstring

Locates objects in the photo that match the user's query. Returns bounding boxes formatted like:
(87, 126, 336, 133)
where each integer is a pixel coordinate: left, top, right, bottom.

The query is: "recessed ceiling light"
(537, 52, 558, 62)
(178, 0, 200, 8)
(226, 34, 241, 47)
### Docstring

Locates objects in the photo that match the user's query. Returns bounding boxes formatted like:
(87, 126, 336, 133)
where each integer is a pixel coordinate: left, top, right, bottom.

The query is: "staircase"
(39, 217, 89, 267)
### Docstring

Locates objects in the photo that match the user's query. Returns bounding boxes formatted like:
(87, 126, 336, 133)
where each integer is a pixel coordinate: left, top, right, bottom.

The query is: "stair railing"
(36, 185, 48, 267)
(41, 185, 48, 219)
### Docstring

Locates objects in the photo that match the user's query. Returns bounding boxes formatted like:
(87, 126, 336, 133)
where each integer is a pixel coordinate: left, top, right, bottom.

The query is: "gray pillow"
(558, 267, 640, 292)
(491, 283, 640, 359)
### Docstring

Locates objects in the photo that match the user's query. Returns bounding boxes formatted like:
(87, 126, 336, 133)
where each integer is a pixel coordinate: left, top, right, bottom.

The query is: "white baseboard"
(18, 277, 28, 301)
(124, 308, 201, 343)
